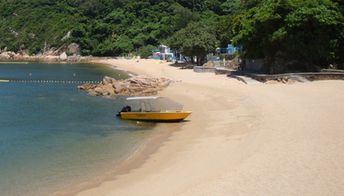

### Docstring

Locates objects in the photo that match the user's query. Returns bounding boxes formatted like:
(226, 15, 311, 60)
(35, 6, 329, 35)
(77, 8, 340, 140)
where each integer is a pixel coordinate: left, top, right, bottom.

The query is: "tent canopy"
(124, 96, 183, 112)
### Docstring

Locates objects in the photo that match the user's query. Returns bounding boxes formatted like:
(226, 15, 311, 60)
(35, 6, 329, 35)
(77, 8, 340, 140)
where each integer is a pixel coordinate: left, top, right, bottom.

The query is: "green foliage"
(113, 35, 134, 55)
(136, 45, 156, 58)
(231, 0, 344, 72)
(168, 19, 219, 66)
(0, 0, 227, 56)
(0, 0, 78, 53)
(0, 0, 343, 73)
(220, 0, 243, 15)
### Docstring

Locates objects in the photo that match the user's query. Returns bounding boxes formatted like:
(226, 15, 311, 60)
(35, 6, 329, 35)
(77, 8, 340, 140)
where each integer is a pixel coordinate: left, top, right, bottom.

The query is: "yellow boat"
(117, 96, 191, 122)
(120, 111, 192, 122)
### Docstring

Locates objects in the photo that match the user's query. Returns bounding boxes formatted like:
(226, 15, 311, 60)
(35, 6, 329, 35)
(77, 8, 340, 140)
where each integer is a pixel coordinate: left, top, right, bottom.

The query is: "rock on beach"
(78, 76, 174, 97)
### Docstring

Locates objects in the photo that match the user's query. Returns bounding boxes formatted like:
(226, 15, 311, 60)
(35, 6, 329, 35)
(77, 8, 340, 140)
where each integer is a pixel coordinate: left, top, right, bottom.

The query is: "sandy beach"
(77, 59, 344, 196)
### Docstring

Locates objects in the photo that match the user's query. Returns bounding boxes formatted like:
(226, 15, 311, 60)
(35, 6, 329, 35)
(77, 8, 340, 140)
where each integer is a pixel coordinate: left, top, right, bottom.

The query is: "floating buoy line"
(0, 79, 100, 84)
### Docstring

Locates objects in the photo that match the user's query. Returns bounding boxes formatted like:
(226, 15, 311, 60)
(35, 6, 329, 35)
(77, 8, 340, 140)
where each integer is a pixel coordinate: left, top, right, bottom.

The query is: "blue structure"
(216, 44, 239, 55)
(227, 44, 238, 55)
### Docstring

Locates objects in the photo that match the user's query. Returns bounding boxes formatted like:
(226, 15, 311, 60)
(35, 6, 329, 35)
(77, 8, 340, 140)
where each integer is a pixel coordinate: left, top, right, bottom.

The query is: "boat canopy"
(124, 96, 183, 112)
(126, 96, 159, 100)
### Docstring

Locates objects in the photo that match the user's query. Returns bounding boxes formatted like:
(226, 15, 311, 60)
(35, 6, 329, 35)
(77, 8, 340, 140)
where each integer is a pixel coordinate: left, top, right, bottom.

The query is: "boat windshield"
(124, 97, 183, 112)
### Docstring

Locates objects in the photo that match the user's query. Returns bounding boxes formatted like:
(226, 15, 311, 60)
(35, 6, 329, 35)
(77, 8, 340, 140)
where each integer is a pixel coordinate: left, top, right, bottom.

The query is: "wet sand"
(77, 59, 344, 196)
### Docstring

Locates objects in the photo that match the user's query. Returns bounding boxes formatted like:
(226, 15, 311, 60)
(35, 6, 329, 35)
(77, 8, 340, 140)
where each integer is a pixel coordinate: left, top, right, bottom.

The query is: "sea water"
(0, 63, 155, 195)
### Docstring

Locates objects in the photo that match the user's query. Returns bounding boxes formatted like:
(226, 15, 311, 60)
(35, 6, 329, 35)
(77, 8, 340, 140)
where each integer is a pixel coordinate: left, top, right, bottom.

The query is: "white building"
(158, 45, 174, 61)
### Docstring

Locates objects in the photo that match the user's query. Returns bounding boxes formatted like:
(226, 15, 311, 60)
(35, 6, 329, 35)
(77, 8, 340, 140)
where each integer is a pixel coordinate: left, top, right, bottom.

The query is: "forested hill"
(0, 0, 343, 72)
(0, 0, 227, 56)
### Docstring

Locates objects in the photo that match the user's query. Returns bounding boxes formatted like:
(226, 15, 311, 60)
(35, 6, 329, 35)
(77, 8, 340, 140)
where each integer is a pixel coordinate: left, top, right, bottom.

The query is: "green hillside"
(0, 0, 225, 55)
(0, 0, 343, 72)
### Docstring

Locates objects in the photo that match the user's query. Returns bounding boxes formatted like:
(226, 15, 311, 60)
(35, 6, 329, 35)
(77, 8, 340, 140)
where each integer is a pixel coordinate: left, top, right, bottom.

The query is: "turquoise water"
(0, 63, 155, 195)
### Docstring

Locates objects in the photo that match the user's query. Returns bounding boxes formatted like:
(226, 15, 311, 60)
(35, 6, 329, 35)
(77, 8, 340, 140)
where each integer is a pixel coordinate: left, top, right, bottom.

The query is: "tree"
(94, 38, 115, 56)
(168, 21, 218, 66)
(171, 4, 199, 30)
(232, 0, 344, 73)
(113, 35, 134, 55)
(220, 0, 242, 15)
(137, 45, 156, 58)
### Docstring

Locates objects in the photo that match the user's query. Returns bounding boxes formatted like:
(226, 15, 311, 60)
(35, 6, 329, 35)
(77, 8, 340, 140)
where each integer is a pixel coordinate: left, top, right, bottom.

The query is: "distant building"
(216, 44, 239, 55)
(151, 45, 174, 61)
(159, 45, 170, 54)
(227, 44, 238, 55)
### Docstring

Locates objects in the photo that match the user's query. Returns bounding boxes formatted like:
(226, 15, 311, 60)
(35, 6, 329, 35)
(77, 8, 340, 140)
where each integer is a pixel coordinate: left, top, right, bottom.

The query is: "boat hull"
(119, 111, 191, 122)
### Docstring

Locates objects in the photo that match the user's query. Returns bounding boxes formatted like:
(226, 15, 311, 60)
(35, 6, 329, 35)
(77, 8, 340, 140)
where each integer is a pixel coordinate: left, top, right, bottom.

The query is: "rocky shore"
(78, 76, 174, 97)
(0, 43, 95, 63)
(0, 51, 116, 63)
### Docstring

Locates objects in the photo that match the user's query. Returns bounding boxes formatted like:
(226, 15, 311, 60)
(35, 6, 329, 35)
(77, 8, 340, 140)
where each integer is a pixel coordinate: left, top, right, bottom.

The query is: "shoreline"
(73, 59, 260, 195)
(75, 59, 344, 196)
(53, 123, 183, 196)
(51, 59, 186, 195)
(2, 59, 344, 195)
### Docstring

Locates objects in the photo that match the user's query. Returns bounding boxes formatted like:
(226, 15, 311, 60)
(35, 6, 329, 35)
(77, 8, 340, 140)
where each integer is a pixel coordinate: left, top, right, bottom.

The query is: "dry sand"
(77, 59, 344, 196)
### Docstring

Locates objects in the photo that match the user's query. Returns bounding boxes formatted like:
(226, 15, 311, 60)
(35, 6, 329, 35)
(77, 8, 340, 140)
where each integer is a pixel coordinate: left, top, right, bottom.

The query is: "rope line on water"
(0, 79, 100, 84)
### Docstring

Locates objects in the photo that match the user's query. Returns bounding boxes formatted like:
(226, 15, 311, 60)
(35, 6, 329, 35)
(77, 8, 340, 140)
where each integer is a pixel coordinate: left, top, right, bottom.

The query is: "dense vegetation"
(0, 0, 224, 56)
(0, 0, 343, 72)
(229, 0, 344, 72)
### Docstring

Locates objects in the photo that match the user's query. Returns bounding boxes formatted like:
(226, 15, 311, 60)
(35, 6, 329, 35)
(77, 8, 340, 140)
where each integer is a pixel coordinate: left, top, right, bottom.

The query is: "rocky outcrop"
(78, 76, 173, 97)
(59, 52, 68, 61)
(0, 49, 86, 62)
(61, 31, 72, 41)
(67, 43, 80, 55)
(0, 51, 29, 59)
(0, 41, 81, 61)
(43, 43, 81, 56)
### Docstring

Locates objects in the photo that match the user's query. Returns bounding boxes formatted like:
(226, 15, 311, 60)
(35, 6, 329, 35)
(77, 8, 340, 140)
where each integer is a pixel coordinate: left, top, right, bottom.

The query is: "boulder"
(0, 52, 10, 59)
(77, 83, 96, 90)
(88, 90, 98, 96)
(113, 83, 125, 94)
(103, 76, 116, 85)
(67, 43, 80, 55)
(94, 87, 104, 94)
(59, 52, 68, 61)
(78, 76, 174, 97)
(102, 84, 115, 96)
